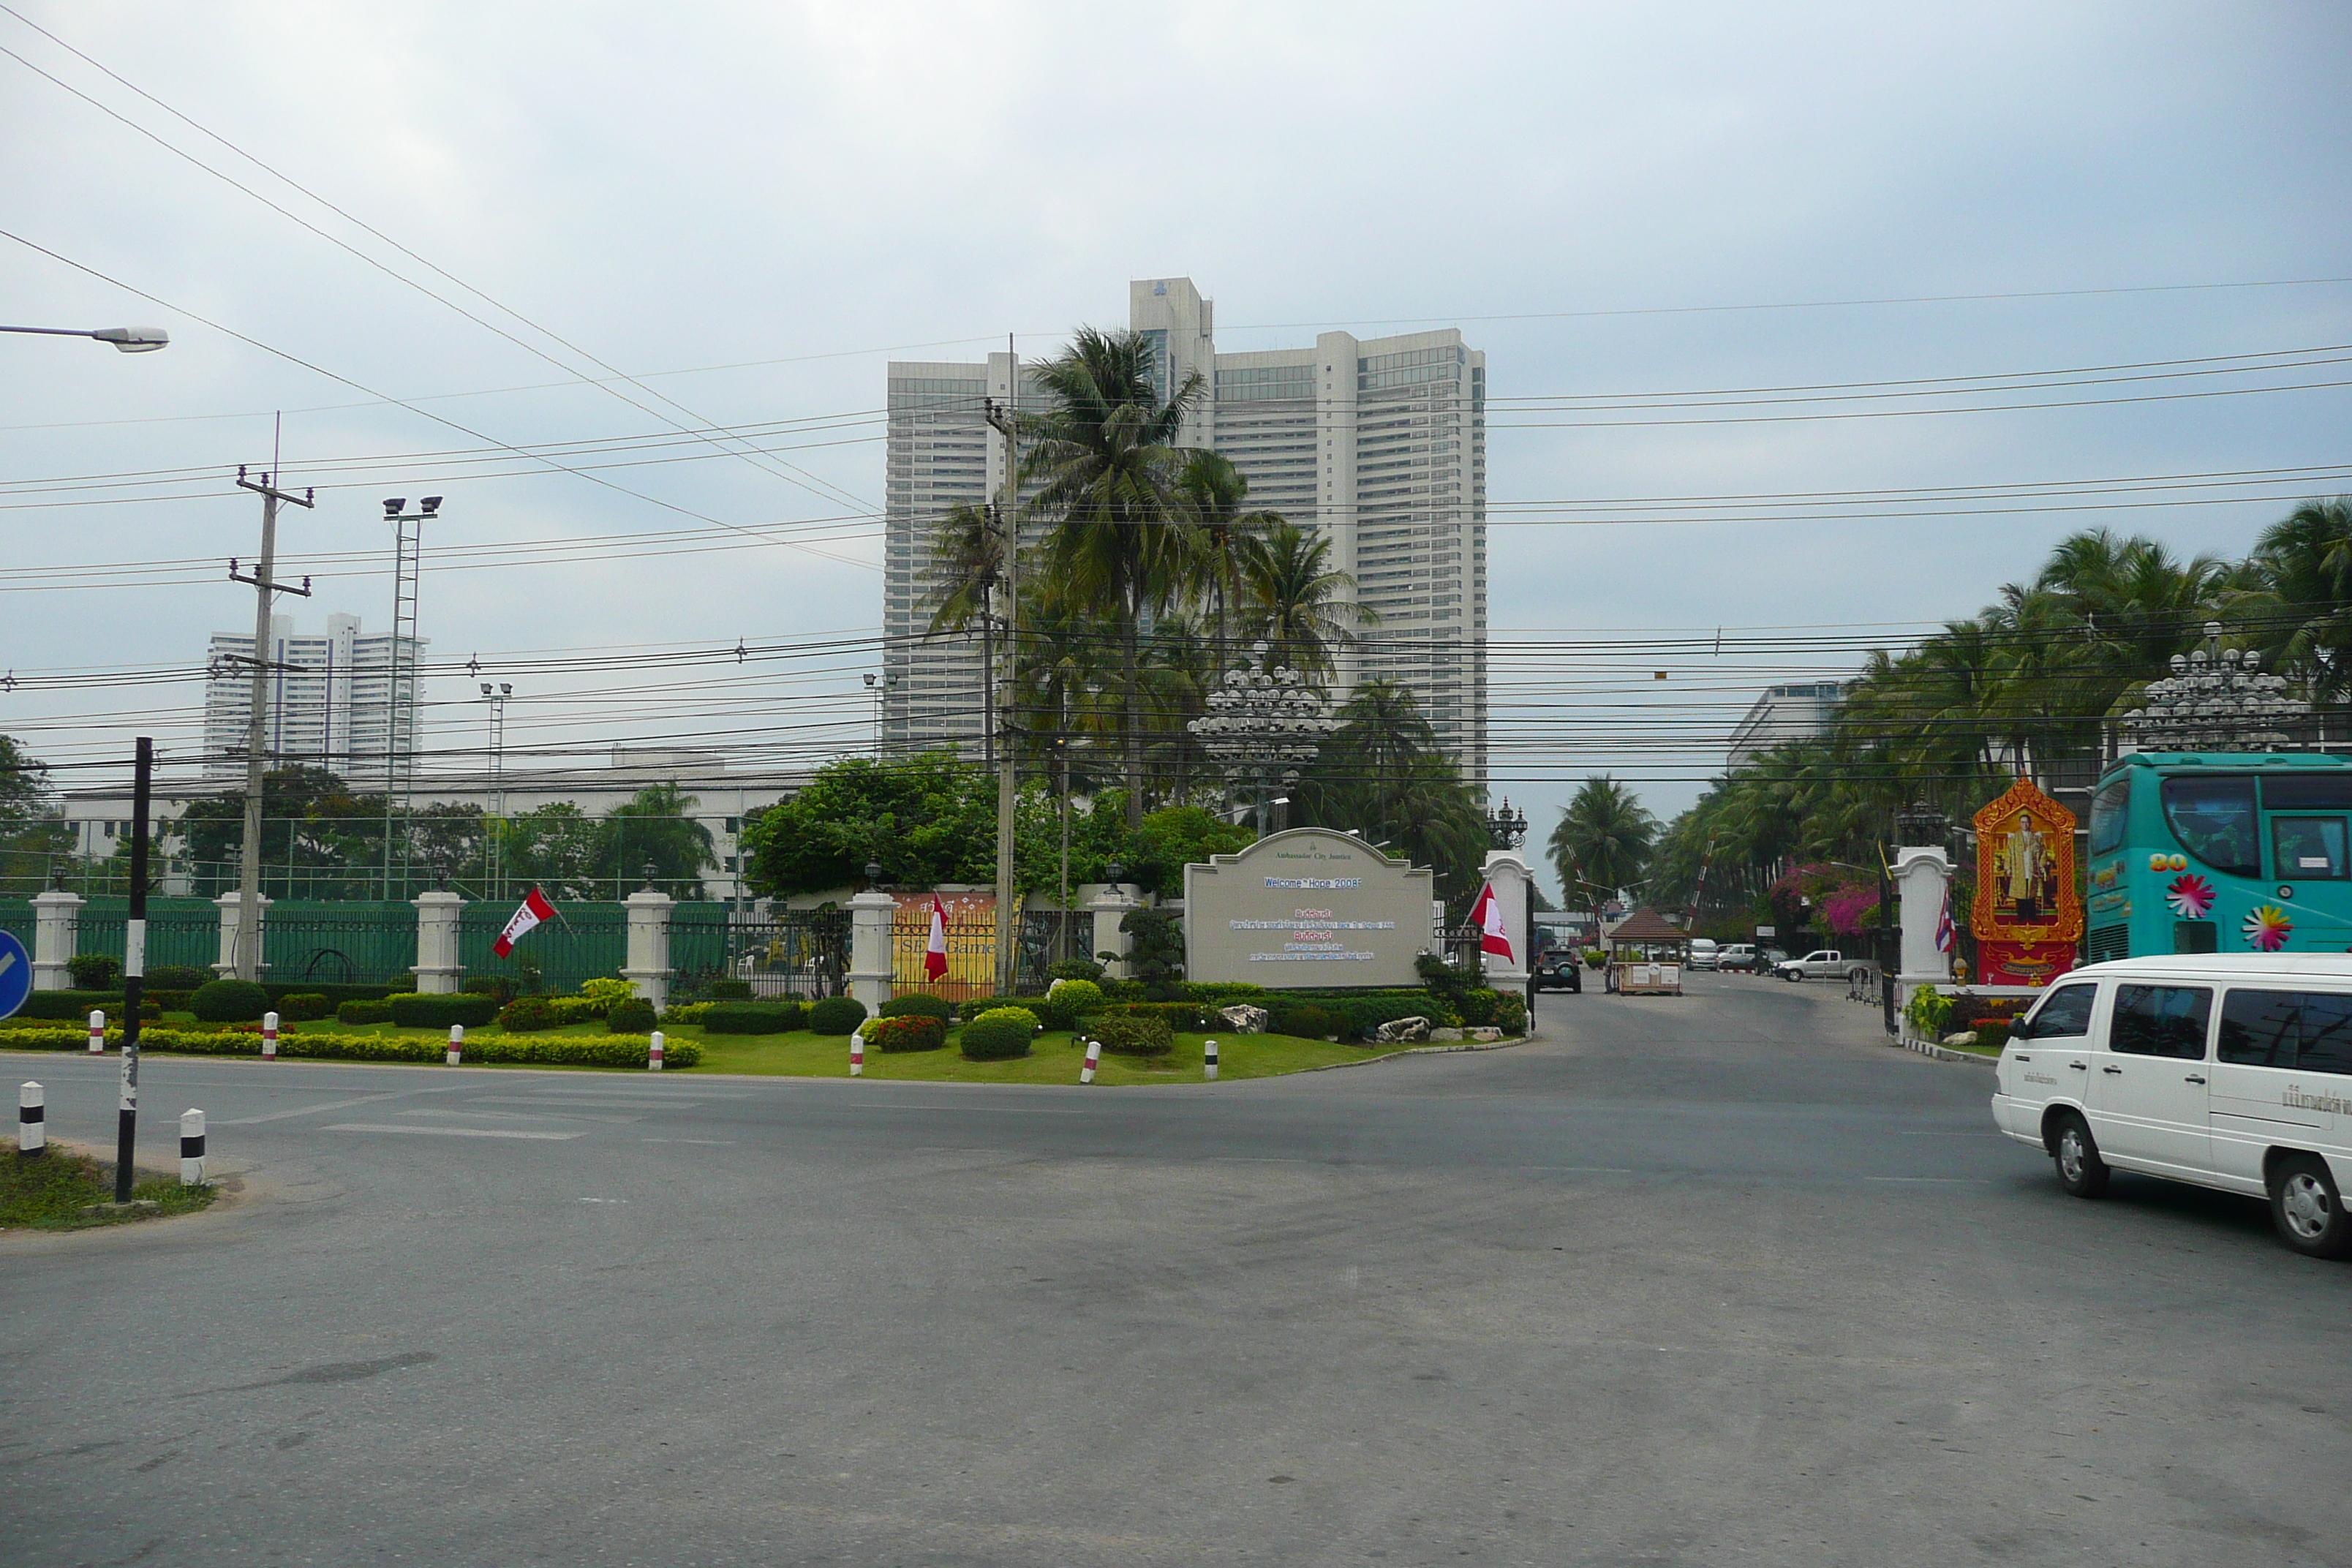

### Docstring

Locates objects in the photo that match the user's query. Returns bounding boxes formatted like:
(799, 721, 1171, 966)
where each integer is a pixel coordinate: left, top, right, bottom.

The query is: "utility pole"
(985, 347, 1020, 996)
(230, 457, 314, 980)
(113, 736, 151, 1204)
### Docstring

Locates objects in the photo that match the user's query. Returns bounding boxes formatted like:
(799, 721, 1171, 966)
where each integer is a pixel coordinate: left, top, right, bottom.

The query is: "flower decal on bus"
(2242, 903, 2293, 951)
(2165, 873, 2215, 918)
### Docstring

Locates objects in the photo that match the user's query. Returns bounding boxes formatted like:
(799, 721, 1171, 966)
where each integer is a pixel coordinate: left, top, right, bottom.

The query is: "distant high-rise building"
(880, 276, 1488, 785)
(1727, 682, 1847, 771)
(201, 614, 424, 787)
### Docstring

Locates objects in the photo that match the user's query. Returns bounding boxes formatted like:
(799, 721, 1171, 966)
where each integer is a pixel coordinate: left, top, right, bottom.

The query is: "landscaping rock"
(1941, 1030, 1978, 1047)
(1466, 1026, 1504, 1043)
(1218, 1003, 1271, 1035)
(1373, 1015, 1432, 1043)
(1428, 1027, 1465, 1042)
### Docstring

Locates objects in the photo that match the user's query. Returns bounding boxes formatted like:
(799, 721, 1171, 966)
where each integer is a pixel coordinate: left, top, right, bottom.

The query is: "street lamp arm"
(1, 324, 169, 352)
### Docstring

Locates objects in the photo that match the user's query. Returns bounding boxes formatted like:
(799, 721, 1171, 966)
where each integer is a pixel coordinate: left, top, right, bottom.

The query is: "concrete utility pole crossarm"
(986, 350, 1020, 996)
(230, 461, 315, 981)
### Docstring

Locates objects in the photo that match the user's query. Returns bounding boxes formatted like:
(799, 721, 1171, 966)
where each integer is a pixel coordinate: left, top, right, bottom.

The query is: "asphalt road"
(4, 976, 2347, 1567)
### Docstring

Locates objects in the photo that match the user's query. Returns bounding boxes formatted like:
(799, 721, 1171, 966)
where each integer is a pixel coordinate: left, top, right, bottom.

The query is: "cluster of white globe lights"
(2118, 622, 2312, 754)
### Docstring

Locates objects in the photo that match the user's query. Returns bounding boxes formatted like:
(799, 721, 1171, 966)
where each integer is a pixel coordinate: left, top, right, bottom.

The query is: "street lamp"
(1, 323, 169, 352)
(2119, 623, 2309, 753)
(479, 682, 513, 898)
(1186, 667, 1339, 837)
(1485, 797, 1529, 850)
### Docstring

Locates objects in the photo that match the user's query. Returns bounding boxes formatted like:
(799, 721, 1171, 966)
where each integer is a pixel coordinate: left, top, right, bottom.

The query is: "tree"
(177, 766, 387, 898)
(1172, 449, 1283, 678)
(742, 751, 999, 895)
(1550, 775, 1656, 904)
(597, 783, 714, 899)
(925, 501, 1005, 758)
(1025, 326, 1205, 827)
(0, 734, 68, 897)
(498, 802, 604, 901)
(1235, 521, 1369, 683)
(2233, 498, 2352, 704)
(1294, 681, 1490, 905)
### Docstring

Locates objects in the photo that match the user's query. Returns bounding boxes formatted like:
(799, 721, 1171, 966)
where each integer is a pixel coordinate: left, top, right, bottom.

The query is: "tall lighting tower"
(381, 497, 440, 897)
(480, 682, 513, 899)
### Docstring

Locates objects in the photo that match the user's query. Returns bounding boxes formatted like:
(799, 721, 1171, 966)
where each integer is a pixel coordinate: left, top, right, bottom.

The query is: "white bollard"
(648, 1030, 665, 1071)
(261, 1010, 279, 1062)
(1079, 1036, 1101, 1085)
(18, 1081, 45, 1156)
(87, 1009, 105, 1054)
(446, 1024, 464, 1066)
(1204, 1038, 1218, 1081)
(178, 1107, 206, 1186)
(849, 1029, 864, 1077)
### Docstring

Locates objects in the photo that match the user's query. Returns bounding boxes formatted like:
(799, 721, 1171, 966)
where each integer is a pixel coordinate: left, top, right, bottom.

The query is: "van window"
(2089, 775, 2131, 854)
(2220, 990, 2301, 1066)
(2019, 982, 2097, 1041)
(2272, 817, 2348, 879)
(2302, 995, 2352, 1076)
(2162, 776, 2261, 876)
(2110, 984, 2212, 1059)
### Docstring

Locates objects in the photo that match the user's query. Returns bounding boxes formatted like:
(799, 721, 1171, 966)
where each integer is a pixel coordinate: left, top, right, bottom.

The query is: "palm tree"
(924, 502, 1003, 766)
(2232, 498, 2352, 705)
(1295, 679, 1489, 902)
(1025, 327, 1205, 826)
(1236, 521, 1371, 683)
(1549, 775, 1656, 904)
(1172, 450, 1284, 679)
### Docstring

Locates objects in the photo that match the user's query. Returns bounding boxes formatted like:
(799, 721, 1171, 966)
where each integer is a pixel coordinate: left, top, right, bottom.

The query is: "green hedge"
(1044, 978, 1104, 1014)
(264, 981, 404, 1004)
(707, 979, 753, 1000)
(1271, 1003, 1345, 1040)
(388, 993, 501, 1029)
(11, 991, 147, 1022)
(1090, 1013, 1172, 1055)
(878, 994, 956, 1021)
(606, 1002, 657, 1034)
(957, 995, 1076, 1033)
(960, 1006, 1035, 1061)
(0, 1025, 698, 1068)
(807, 997, 868, 1036)
(1103, 1000, 1207, 1028)
(192, 979, 272, 1022)
(147, 964, 213, 991)
(336, 998, 394, 1025)
(498, 996, 562, 1033)
(864, 1014, 946, 1053)
(274, 992, 333, 1022)
(701, 1002, 805, 1035)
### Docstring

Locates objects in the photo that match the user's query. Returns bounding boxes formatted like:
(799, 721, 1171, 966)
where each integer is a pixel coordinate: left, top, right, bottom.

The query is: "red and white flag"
(493, 886, 557, 957)
(1934, 887, 1956, 954)
(924, 894, 950, 979)
(1470, 881, 1515, 963)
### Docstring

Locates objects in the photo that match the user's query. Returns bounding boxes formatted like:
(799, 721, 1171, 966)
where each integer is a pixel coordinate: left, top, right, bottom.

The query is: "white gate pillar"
(1088, 885, 1139, 980)
(1894, 847, 1954, 987)
(1478, 849, 1534, 990)
(622, 888, 676, 1011)
(412, 890, 465, 995)
(213, 891, 271, 979)
(845, 890, 896, 1012)
(29, 888, 83, 991)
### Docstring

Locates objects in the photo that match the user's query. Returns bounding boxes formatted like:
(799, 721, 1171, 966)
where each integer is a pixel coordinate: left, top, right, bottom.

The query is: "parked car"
(1991, 953, 2352, 1258)
(1687, 938, 1721, 970)
(1533, 952, 1583, 993)
(1716, 943, 1759, 973)
(1775, 949, 1871, 984)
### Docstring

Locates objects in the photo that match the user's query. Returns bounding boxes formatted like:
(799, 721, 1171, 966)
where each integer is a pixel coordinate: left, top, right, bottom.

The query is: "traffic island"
(1, 1146, 216, 1232)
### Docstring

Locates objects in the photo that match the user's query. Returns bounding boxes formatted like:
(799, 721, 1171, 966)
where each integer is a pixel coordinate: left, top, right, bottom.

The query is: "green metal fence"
(76, 898, 222, 975)
(0, 900, 30, 954)
(265, 901, 419, 987)
(459, 901, 629, 993)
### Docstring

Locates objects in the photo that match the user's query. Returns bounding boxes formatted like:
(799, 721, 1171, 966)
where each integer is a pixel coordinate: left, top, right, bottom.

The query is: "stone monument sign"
(1184, 827, 1436, 987)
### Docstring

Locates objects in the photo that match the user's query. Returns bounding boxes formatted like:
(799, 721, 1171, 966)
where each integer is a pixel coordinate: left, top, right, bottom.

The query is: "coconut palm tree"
(1235, 521, 1371, 684)
(1025, 327, 1205, 826)
(1549, 775, 1656, 904)
(2232, 498, 2352, 704)
(1172, 450, 1284, 679)
(924, 501, 1003, 764)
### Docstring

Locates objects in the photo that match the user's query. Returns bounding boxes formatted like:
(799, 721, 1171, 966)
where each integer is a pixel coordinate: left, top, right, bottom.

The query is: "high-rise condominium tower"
(200, 613, 425, 787)
(880, 277, 1486, 787)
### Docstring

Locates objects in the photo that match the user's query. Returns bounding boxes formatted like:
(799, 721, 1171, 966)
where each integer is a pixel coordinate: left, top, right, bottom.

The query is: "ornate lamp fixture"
(1186, 667, 1339, 834)
(2119, 623, 2309, 754)
(1485, 797, 1529, 850)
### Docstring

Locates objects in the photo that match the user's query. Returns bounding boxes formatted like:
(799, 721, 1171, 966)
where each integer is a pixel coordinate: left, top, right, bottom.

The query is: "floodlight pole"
(986, 366, 1019, 996)
(231, 464, 315, 979)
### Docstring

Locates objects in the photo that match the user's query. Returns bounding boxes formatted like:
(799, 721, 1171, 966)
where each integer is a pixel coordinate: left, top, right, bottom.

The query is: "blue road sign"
(0, 930, 30, 1022)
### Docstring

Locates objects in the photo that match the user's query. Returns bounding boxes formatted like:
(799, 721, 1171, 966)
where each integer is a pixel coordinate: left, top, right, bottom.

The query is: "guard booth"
(1606, 908, 1689, 995)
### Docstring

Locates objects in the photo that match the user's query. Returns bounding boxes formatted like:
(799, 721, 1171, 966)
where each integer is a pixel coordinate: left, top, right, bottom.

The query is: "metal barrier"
(265, 900, 420, 986)
(722, 908, 850, 1000)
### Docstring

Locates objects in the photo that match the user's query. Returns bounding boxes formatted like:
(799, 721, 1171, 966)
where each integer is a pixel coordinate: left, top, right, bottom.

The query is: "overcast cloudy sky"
(4, 1, 2348, 893)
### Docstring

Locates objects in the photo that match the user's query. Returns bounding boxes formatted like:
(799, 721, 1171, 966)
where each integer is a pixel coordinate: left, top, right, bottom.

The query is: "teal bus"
(2086, 752, 2352, 962)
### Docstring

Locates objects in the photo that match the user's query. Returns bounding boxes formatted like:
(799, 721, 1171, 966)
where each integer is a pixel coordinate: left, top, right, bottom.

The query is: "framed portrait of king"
(1970, 777, 2084, 987)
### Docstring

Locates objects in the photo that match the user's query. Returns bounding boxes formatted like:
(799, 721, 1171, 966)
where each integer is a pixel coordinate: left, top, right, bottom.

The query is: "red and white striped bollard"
(446, 1024, 464, 1066)
(849, 1028, 864, 1077)
(1079, 1036, 1101, 1085)
(87, 1009, 105, 1054)
(648, 1030, 664, 1071)
(261, 1009, 279, 1062)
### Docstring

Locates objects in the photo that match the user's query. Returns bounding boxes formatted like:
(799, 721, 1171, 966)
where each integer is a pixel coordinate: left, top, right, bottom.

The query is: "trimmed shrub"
(15, 991, 156, 1022)
(1091, 1012, 1172, 1056)
(1106, 999, 1205, 1028)
(606, 1001, 657, 1034)
(1493, 992, 1528, 1036)
(499, 996, 561, 1033)
(1456, 988, 1503, 1028)
(263, 981, 401, 1006)
(960, 1006, 1036, 1061)
(807, 997, 868, 1036)
(336, 998, 394, 1025)
(275, 992, 333, 1023)
(148, 964, 212, 991)
(1045, 978, 1104, 1014)
(579, 977, 637, 1006)
(1272, 1004, 1343, 1041)
(388, 992, 501, 1030)
(865, 1014, 947, 1053)
(957, 995, 1076, 1033)
(191, 978, 271, 1023)
(463, 975, 518, 1005)
(1180, 981, 1269, 1004)
(1047, 957, 1105, 984)
(659, 1002, 711, 1025)
(878, 993, 956, 1021)
(708, 979, 753, 1000)
(0, 1024, 701, 1069)
(67, 953, 122, 990)
(1101, 978, 1147, 1003)
(701, 1002, 805, 1035)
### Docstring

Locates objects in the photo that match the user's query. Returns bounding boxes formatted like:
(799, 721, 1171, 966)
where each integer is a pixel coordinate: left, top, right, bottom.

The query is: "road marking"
(219, 1088, 464, 1126)
(324, 1123, 587, 1141)
(467, 1096, 699, 1111)
(1896, 1131, 2004, 1138)
(500, 1088, 748, 1100)
(1865, 1175, 1989, 1184)
(639, 1137, 736, 1145)
(1523, 1165, 1636, 1174)
(404, 1108, 641, 1126)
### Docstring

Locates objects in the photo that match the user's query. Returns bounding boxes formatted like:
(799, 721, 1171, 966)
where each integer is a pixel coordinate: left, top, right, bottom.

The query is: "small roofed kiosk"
(1607, 907, 1690, 996)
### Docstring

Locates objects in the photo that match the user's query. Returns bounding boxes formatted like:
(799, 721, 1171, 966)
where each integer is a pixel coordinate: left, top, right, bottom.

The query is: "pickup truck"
(1774, 949, 1872, 984)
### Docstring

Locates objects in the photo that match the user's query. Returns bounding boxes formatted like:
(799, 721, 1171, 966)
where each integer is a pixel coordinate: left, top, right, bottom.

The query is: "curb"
(1891, 1036, 1997, 1068)
(1299, 1034, 1530, 1074)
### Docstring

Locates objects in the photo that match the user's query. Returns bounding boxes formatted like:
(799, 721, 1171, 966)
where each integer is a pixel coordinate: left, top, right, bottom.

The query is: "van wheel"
(2269, 1154, 2352, 1259)
(2051, 1113, 2109, 1198)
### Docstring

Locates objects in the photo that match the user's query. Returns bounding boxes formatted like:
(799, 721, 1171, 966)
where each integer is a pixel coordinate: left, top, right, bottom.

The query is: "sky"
(3, 0, 2348, 899)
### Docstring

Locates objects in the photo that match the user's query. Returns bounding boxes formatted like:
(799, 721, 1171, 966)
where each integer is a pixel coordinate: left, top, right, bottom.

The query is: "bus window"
(2262, 774, 2352, 811)
(2161, 775, 2260, 876)
(2272, 816, 2348, 880)
(2089, 775, 2131, 854)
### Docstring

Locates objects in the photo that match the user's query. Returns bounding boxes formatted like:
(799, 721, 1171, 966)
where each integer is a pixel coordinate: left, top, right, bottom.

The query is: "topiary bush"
(499, 996, 561, 1033)
(336, 998, 393, 1025)
(659, 1002, 710, 1025)
(148, 964, 212, 991)
(579, 977, 637, 1007)
(67, 953, 122, 990)
(957, 995, 1076, 1032)
(388, 992, 501, 1030)
(1456, 987, 1502, 1028)
(708, 979, 753, 1000)
(878, 993, 955, 1021)
(1273, 1004, 1343, 1041)
(275, 992, 333, 1022)
(1046, 978, 1104, 1014)
(960, 1006, 1036, 1061)
(701, 1002, 804, 1035)
(190, 978, 271, 1023)
(1091, 1012, 1172, 1056)
(807, 997, 868, 1036)
(865, 1014, 947, 1053)
(1047, 957, 1105, 984)
(606, 1001, 657, 1034)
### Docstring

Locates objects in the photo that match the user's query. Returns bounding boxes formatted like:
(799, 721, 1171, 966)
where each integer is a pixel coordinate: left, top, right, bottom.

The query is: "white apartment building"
(881, 276, 1488, 786)
(1727, 682, 1847, 771)
(201, 614, 423, 788)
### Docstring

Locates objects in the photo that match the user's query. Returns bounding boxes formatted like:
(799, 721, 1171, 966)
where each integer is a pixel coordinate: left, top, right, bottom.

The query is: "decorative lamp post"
(1894, 799, 1949, 850)
(1185, 667, 1339, 837)
(2119, 624, 2310, 754)
(1485, 798, 1529, 850)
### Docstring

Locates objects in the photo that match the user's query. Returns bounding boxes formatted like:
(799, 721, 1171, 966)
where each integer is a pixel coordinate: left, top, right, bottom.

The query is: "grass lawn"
(0, 1148, 216, 1231)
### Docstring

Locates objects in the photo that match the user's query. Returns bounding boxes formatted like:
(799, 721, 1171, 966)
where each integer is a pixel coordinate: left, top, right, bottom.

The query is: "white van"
(1687, 938, 1721, 970)
(1991, 954, 2352, 1258)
